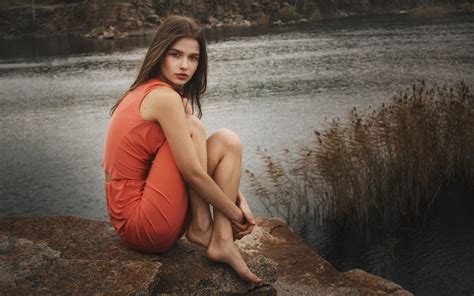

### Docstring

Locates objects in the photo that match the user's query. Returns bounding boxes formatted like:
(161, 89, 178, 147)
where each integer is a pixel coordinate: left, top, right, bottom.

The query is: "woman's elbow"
(180, 163, 205, 186)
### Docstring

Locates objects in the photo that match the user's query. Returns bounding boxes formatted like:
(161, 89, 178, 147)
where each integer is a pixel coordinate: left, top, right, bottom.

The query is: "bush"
(249, 82, 474, 238)
(279, 5, 299, 22)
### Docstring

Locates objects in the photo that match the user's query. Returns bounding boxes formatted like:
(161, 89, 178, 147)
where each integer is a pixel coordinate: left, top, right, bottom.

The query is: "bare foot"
(206, 238, 262, 285)
(186, 223, 212, 248)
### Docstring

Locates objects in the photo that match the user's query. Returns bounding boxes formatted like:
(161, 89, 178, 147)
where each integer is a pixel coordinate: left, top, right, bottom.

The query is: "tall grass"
(248, 82, 473, 238)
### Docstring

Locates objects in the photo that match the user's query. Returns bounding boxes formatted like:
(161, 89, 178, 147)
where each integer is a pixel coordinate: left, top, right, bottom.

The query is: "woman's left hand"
(232, 191, 256, 240)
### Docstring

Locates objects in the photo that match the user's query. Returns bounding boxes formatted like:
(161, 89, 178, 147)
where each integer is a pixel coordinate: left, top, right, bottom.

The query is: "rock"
(236, 218, 413, 295)
(0, 220, 160, 294)
(343, 269, 407, 295)
(0, 216, 277, 295)
(208, 16, 219, 26)
(256, 13, 270, 25)
(272, 20, 284, 26)
(124, 17, 141, 30)
(83, 26, 104, 38)
(216, 4, 225, 17)
(234, 13, 244, 21)
(0, 216, 412, 295)
(102, 29, 114, 39)
(155, 239, 277, 294)
(138, 6, 156, 18)
(145, 14, 160, 24)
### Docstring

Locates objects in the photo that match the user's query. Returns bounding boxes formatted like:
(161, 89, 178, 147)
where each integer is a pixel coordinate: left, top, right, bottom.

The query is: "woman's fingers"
(245, 213, 256, 225)
(238, 224, 254, 236)
(232, 221, 255, 237)
(232, 220, 249, 231)
(232, 224, 254, 240)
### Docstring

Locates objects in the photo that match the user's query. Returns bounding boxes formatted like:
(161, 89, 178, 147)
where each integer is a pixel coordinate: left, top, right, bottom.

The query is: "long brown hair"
(110, 15, 208, 118)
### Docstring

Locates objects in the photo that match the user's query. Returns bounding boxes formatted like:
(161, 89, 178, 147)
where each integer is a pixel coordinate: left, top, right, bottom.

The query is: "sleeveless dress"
(102, 78, 189, 253)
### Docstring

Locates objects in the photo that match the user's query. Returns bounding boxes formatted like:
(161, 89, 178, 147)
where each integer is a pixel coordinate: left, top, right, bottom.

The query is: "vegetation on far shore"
(1, 1, 473, 39)
(248, 81, 473, 239)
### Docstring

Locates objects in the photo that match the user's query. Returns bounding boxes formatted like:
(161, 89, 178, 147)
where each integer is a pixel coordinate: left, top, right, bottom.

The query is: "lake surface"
(1, 15, 473, 295)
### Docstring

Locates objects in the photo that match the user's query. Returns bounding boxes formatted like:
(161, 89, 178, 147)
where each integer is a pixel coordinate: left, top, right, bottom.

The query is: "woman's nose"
(180, 58, 189, 69)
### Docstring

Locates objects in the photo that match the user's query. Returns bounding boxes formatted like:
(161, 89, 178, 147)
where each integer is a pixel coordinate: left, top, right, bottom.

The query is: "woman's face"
(159, 37, 200, 88)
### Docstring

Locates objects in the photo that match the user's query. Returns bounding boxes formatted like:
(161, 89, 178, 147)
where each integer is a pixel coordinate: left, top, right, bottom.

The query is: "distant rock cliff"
(0, 216, 412, 294)
(0, 0, 473, 39)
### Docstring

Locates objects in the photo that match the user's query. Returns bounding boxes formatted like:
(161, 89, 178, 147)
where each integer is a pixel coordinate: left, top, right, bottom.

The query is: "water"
(1, 15, 473, 295)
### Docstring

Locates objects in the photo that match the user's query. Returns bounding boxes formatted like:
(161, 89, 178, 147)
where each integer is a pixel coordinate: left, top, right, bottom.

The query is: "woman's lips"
(176, 73, 188, 80)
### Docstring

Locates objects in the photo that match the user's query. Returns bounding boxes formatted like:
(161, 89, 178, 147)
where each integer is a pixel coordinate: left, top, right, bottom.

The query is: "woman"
(102, 15, 262, 284)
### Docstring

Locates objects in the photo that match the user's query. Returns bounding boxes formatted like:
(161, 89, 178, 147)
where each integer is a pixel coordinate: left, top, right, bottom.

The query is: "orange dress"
(102, 78, 189, 253)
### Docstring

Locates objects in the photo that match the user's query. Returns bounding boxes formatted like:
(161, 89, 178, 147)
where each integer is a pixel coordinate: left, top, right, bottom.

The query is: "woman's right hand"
(230, 207, 244, 225)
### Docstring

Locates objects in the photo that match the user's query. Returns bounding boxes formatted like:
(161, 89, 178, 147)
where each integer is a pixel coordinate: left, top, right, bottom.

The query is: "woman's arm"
(232, 191, 256, 238)
(143, 87, 243, 223)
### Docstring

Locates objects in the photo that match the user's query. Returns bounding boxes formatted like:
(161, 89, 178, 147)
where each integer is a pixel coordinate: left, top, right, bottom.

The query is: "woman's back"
(102, 78, 170, 180)
(102, 78, 189, 252)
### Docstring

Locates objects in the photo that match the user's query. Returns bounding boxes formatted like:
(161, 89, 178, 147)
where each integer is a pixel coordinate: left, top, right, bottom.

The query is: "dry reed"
(248, 81, 474, 238)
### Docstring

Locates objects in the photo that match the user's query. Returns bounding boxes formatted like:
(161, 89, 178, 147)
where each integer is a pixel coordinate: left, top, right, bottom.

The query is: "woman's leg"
(184, 115, 213, 247)
(205, 129, 262, 284)
(184, 118, 261, 284)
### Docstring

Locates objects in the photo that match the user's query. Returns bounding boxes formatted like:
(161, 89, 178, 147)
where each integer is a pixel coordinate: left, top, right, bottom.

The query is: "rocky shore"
(0, 0, 473, 40)
(0, 216, 412, 294)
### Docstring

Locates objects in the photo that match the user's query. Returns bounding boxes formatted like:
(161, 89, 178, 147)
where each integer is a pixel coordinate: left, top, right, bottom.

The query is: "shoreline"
(1, 2, 473, 40)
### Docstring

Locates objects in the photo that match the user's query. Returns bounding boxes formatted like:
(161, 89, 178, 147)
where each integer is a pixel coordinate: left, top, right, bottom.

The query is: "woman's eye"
(170, 52, 180, 58)
(190, 56, 199, 61)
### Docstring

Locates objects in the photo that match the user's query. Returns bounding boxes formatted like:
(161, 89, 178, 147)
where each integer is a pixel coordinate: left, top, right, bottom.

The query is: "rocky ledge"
(0, 216, 412, 295)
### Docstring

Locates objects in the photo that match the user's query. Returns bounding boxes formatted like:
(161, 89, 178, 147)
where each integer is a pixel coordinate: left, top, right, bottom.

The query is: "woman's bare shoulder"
(147, 86, 181, 104)
(140, 86, 183, 120)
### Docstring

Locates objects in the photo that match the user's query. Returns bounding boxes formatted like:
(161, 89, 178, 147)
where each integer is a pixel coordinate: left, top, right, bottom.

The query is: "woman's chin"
(165, 77, 184, 86)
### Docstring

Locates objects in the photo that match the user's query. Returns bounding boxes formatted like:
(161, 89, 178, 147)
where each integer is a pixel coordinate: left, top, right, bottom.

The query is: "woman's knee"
(187, 115, 206, 138)
(210, 128, 243, 154)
